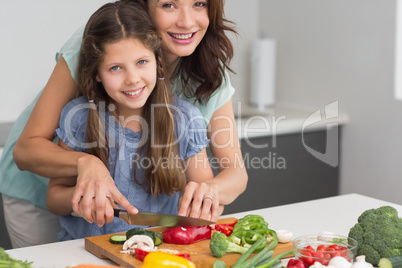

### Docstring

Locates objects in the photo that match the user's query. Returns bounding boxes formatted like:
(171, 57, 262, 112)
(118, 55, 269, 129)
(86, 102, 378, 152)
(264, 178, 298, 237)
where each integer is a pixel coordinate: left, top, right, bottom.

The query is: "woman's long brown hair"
(138, 0, 237, 104)
(77, 1, 186, 196)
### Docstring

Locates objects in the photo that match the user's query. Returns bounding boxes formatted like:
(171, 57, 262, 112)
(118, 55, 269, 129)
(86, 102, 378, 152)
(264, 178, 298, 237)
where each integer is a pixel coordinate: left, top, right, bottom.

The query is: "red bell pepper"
(163, 225, 212, 245)
(134, 248, 192, 262)
(214, 220, 237, 236)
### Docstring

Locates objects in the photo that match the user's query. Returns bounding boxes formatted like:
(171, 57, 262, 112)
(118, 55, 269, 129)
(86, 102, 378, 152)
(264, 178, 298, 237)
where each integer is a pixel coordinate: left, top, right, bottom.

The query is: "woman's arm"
(14, 56, 85, 177)
(46, 139, 124, 227)
(180, 147, 221, 221)
(13, 56, 137, 222)
(205, 98, 248, 205)
(178, 98, 248, 220)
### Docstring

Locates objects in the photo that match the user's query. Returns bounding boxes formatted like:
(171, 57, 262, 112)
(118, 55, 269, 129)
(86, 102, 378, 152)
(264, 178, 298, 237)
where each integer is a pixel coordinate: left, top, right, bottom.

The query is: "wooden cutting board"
(85, 217, 294, 268)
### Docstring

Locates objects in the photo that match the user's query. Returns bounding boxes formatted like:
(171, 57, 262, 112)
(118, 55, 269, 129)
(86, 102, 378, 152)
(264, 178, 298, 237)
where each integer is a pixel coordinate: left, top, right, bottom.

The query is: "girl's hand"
(72, 155, 138, 227)
(178, 181, 220, 222)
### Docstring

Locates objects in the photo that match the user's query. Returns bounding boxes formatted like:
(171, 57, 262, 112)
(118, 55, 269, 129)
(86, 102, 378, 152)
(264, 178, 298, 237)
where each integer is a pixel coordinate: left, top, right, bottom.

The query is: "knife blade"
(114, 209, 215, 227)
(71, 209, 215, 227)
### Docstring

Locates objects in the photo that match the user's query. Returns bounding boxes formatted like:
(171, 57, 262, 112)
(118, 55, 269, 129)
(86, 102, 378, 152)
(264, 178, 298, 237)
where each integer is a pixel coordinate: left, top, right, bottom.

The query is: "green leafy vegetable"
(0, 248, 33, 268)
(348, 206, 402, 265)
(210, 231, 251, 258)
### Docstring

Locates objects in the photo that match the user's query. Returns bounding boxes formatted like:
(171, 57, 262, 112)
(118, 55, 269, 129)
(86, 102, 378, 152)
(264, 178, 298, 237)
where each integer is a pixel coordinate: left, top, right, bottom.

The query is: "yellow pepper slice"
(141, 251, 196, 268)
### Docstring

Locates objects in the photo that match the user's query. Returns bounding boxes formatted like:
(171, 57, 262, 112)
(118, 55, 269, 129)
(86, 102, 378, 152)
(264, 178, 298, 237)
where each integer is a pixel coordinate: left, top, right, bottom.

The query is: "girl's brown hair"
(77, 1, 186, 196)
(139, 0, 237, 104)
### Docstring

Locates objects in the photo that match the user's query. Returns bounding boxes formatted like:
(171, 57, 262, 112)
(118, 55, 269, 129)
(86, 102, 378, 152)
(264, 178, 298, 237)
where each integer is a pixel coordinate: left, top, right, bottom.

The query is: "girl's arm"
(13, 56, 137, 221)
(46, 139, 81, 216)
(178, 98, 248, 220)
(47, 176, 76, 216)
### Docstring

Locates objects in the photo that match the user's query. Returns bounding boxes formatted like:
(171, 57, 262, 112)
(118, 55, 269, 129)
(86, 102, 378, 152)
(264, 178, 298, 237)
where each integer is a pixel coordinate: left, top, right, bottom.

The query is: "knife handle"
(72, 210, 122, 218)
(114, 208, 124, 217)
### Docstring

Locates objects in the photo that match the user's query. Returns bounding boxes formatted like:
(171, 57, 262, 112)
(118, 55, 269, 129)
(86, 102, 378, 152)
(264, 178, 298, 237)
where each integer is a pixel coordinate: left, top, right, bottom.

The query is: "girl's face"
(96, 38, 157, 118)
(148, 0, 209, 65)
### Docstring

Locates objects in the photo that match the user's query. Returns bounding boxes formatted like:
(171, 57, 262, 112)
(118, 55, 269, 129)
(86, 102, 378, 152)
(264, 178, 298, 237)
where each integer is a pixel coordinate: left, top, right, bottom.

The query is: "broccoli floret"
(377, 206, 399, 217)
(348, 206, 402, 265)
(209, 231, 249, 258)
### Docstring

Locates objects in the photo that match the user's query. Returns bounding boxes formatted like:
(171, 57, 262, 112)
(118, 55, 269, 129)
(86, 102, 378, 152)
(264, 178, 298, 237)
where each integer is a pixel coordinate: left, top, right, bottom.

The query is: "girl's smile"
(96, 37, 157, 118)
(122, 86, 146, 98)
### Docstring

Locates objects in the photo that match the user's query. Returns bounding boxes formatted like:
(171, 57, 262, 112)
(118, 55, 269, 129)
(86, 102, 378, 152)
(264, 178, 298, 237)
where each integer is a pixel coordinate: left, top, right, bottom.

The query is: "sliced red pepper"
(175, 253, 192, 261)
(134, 248, 192, 262)
(163, 225, 211, 245)
(134, 248, 150, 262)
(214, 220, 237, 236)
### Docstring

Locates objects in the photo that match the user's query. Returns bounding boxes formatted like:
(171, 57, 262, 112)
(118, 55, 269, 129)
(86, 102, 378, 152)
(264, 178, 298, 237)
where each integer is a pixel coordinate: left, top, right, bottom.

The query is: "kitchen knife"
(71, 209, 215, 227)
(114, 209, 215, 227)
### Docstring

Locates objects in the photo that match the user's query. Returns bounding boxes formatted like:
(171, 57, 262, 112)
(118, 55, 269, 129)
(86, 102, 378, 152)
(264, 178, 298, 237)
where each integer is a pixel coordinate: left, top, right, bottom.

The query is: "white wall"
(224, 0, 260, 104)
(0, 0, 111, 123)
(0, 0, 255, 124)
(259, 0, 402, 205)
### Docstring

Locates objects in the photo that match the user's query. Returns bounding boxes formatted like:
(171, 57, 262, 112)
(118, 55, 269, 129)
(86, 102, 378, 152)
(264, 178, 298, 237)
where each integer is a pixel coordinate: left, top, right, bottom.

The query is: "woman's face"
(148, 0, 209, 65)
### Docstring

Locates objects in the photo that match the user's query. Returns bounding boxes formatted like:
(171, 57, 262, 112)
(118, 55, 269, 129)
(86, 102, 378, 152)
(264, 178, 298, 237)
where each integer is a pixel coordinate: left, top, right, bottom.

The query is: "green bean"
(232, 237, 267, 268)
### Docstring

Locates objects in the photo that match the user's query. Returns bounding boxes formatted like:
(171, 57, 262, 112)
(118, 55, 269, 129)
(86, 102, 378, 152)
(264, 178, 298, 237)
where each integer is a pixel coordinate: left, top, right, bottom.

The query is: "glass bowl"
(293, 234, 358, 267)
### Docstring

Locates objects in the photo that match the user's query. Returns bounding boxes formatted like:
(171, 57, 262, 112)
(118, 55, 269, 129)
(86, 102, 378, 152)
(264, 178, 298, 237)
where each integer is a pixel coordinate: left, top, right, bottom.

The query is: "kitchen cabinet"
(209, 126, 341, 215)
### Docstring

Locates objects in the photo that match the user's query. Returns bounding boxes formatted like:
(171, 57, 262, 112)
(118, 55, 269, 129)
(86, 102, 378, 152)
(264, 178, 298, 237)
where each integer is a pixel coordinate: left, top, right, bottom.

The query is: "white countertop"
(234, 102, 349, 139)
(6, 193, 399, 268)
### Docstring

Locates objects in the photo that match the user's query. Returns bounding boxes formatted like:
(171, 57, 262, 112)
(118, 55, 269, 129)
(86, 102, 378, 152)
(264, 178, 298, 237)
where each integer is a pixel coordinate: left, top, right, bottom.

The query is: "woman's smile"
(148, 0, 209, 64)
(169, 31, 197, 44)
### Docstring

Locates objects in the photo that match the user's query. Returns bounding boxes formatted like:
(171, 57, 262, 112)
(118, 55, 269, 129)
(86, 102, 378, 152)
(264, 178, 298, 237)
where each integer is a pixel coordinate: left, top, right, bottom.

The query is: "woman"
(1, 0, 248, 248)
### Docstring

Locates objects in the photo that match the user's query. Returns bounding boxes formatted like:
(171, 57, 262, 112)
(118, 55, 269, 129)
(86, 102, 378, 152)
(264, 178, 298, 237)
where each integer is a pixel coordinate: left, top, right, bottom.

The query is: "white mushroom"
(122, 234, 155, 252)
(276, 229, 293, 243)
(317, 231, 336, 242)
(352, 256, 373, 268)
(329, 256, 352, 268)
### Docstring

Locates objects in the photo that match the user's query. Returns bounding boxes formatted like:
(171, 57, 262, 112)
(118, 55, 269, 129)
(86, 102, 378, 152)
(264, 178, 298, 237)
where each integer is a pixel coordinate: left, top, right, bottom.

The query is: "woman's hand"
(178, 181, 220, 222)
(72, 154, 138, 227)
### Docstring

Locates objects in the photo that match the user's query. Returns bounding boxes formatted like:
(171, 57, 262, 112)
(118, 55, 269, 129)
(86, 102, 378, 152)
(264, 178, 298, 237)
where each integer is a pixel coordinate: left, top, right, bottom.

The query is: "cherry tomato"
(323, 253, 331, 259)
(320, 259, 330, 266)
(328, 244, 341, 251)
(300, 252, 314, 266)
(287, 259, 305, 268)
(339, 246, 348, 257)
(317, 245, 327, 252)
(313, 252, 324, 258)
(303, 245, 315, 254)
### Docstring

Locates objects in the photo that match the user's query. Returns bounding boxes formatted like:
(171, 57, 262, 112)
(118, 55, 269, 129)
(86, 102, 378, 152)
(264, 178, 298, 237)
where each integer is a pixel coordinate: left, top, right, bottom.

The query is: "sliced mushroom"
(122, 234, 155, 252)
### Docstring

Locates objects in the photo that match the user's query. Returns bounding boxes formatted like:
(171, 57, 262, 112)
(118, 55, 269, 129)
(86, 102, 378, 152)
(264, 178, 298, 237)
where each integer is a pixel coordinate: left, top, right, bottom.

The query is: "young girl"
(46, 1, 214, 240)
